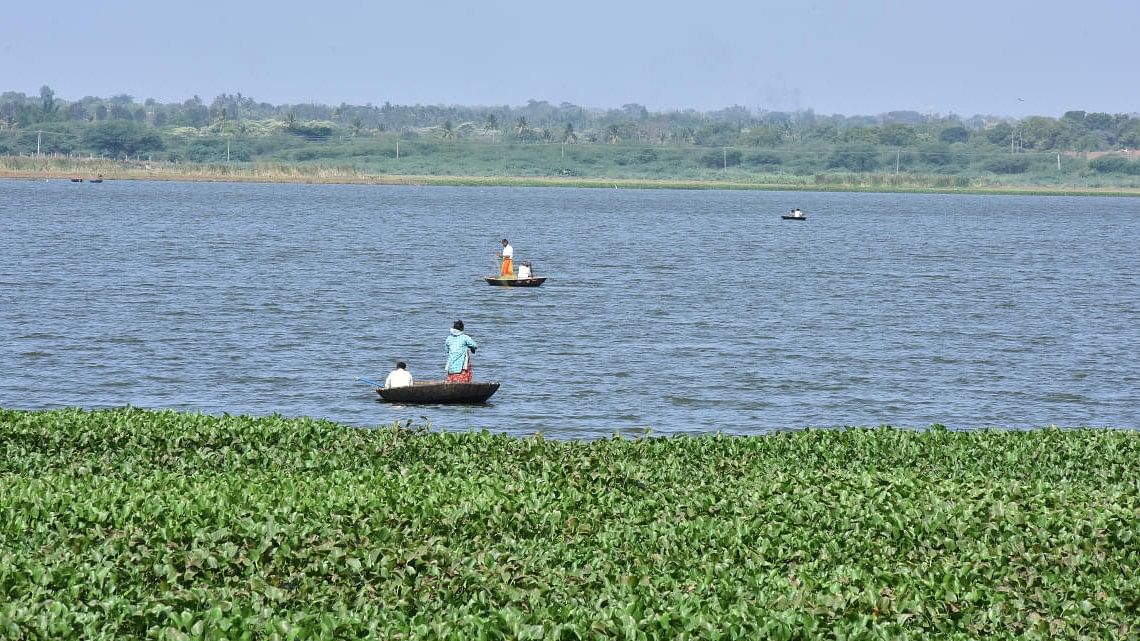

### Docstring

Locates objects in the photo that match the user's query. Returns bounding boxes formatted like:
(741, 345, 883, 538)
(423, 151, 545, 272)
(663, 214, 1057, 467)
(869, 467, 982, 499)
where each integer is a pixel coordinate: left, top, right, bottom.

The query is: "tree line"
(2, 86, 1139, 177)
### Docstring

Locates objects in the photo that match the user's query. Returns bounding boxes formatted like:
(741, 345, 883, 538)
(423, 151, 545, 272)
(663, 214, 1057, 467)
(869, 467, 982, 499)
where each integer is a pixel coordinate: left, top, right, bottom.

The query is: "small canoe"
(781, 215, 807, 220)
(89, 179, 104, 183)
(377, 380, 500, 404)
(485, 276, 546, 287)
(70, 178, 84, 183)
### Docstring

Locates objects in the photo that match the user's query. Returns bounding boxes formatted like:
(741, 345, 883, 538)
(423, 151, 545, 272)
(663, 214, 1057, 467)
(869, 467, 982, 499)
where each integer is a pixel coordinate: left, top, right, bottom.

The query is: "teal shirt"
(445, 331, 477, 374)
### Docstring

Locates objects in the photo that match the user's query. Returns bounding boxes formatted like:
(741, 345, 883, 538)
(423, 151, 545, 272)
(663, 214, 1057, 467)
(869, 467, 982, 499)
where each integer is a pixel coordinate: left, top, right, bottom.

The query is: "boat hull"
(485, 276, 546, 287)
(377, 380, 500, 404)
(781, 215, 807, 220)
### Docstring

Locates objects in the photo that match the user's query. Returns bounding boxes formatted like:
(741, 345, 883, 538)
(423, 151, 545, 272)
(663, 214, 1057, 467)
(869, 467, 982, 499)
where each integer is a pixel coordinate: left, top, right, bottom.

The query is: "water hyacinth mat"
(1, 407, 1138, 639)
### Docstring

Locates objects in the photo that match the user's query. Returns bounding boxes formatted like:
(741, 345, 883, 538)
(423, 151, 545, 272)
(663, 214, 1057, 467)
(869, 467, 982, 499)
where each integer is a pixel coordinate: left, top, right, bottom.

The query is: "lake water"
(2, 179, 1138, 438)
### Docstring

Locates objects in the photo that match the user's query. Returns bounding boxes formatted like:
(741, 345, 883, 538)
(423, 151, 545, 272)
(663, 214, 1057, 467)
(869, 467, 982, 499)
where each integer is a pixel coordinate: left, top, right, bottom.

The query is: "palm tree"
(514, 117, 529, 137)
(483, 113, 499, 141)
(606, 124, 622, 144)
(562, 123, 577, 143)
(440, 120, 455, 140)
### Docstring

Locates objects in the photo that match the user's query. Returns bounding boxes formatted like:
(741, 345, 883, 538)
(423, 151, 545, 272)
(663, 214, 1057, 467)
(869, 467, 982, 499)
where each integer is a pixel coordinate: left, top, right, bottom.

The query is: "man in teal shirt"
(445, 320, 478, 383)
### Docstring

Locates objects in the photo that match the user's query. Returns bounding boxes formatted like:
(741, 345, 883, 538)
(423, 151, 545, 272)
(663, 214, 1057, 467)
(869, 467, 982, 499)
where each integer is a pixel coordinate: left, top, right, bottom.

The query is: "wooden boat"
(781, 214, 807, 220)
(70, 178, 84, 183)
(89, 178, 104, 183)
(485, 276, 546, 287)
(376, 380, 500, 404)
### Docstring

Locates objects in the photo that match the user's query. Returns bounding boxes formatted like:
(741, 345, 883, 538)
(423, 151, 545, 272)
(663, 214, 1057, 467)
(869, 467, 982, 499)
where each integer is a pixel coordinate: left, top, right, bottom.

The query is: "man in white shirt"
(384, 361, 413, 388)
(498, 239, 514, 277)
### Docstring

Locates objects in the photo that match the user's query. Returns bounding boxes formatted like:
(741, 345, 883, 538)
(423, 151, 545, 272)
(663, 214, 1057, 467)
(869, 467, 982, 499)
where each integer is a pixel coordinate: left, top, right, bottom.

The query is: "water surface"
(2, 180, 1137, 437)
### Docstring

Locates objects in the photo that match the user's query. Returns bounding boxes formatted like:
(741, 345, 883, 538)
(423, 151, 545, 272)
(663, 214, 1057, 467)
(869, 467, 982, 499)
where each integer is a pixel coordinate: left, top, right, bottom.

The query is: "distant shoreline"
(4, 167, 1140, 197)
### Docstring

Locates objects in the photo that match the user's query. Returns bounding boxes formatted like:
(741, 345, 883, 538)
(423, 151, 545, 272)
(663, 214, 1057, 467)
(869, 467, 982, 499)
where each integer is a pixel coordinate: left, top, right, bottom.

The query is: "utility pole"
(36, 130, 42, 156)
(396, 138, 400, 159)
(723, 148, 727, 170)
(226, 138, 231, 163)
(896, 149, 900, 174)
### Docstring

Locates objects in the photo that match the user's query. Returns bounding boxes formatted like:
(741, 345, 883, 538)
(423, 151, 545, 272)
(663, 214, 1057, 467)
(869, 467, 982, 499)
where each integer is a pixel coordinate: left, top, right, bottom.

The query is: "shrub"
(1089, 155, 1140, 175)
(828, 143, 881, 172)
(983, 156, 1031, 174)
(698, 150, 741, 168)
(745, 151, 783, 166)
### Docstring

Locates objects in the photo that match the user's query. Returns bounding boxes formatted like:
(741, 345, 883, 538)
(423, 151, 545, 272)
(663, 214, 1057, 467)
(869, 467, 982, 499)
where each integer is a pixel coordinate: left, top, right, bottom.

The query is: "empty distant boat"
(376, 380, 500, 404)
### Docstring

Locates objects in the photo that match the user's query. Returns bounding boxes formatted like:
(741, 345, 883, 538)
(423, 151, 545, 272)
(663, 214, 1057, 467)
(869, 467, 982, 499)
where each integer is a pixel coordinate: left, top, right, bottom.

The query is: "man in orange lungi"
(497, 238, 514, 277)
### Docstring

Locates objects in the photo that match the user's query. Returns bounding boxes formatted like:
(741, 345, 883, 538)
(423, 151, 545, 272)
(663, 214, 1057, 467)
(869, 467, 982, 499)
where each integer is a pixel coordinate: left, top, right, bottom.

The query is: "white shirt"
(517, 264, 531, 279)
(501, 244, 513, 259)
(384, 369, 413, 388)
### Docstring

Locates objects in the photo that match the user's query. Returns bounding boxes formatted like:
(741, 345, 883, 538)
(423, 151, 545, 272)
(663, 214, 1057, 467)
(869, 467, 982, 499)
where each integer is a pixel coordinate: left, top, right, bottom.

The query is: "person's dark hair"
(501, 239, 509, 245)
(453, 320, 464, 331)
(396, 361, 406, 369)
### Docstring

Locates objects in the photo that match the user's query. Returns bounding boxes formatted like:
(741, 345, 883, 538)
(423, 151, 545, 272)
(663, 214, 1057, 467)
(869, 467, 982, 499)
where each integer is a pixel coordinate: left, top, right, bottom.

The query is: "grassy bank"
(4, 156, 1140, 197)
(2, 408, 1137, 639)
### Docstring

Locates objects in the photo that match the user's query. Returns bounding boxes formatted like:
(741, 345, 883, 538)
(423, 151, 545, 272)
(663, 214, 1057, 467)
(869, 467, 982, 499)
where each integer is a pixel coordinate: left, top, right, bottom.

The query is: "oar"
(355, 376, 385, 388)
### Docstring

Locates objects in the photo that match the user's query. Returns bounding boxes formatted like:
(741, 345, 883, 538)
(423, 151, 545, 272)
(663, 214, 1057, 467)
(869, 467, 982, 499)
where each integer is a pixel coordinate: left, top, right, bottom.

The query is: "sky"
(3, 0, 1138, 119)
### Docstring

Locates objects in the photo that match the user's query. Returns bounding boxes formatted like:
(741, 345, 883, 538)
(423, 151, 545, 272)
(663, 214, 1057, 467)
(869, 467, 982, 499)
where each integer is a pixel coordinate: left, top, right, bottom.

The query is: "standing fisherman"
(497, 239, 514, 277)
(445, 320, 478, 383)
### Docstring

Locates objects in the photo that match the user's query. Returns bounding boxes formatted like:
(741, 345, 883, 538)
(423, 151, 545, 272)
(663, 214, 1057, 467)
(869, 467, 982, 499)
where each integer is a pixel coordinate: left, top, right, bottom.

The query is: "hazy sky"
(3, 0, 1137, 118)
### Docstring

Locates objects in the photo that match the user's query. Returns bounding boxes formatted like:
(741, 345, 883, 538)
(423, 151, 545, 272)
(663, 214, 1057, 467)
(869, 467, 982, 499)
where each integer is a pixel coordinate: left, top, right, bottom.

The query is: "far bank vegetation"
(3, 87, 1140, 188)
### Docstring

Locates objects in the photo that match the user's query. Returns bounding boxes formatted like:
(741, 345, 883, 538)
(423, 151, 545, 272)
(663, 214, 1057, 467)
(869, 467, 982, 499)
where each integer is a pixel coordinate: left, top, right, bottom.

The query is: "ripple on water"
(2, 182, 1139, 435)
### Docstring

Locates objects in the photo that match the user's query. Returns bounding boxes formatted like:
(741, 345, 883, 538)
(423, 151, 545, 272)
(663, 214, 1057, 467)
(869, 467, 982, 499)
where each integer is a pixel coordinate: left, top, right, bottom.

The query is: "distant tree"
(39, 85, 60, 122)
(878, 124, 917, 147)
(985, 122, 1014, 146)
(1062, 110, 1087, 125)
(622, 103, 649, 121)
(938, 126, 970, 144)
(828, 143, 881, 171)
(84, 120, 164, 157)
(514, 117, 529, 137)
(916, 142, 957, 167)
(605, 124, 623, 144)
(562, 122, 577, 143)
(740, 126, 780, 147)
(440, 120, 455, 139)
(181, 96, 210, 127)
(350, 117, 364, 136)
(483, 113, 499, 140)
(1020, 116, 1064, 150)
(1085, 112, 1114, 131)
(66, 102, 87, 121)
(840, 126, 878, 144)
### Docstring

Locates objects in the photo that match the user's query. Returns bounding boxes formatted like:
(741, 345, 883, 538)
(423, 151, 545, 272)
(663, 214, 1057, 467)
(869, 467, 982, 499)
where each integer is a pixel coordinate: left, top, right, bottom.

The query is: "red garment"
(446, 369, 472, 383)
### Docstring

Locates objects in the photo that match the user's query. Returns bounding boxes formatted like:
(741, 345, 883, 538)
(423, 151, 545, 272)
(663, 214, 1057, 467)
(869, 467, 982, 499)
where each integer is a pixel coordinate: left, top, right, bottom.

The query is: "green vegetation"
(3, 407, 1138, 639)
(3, 88, 1140, 191)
